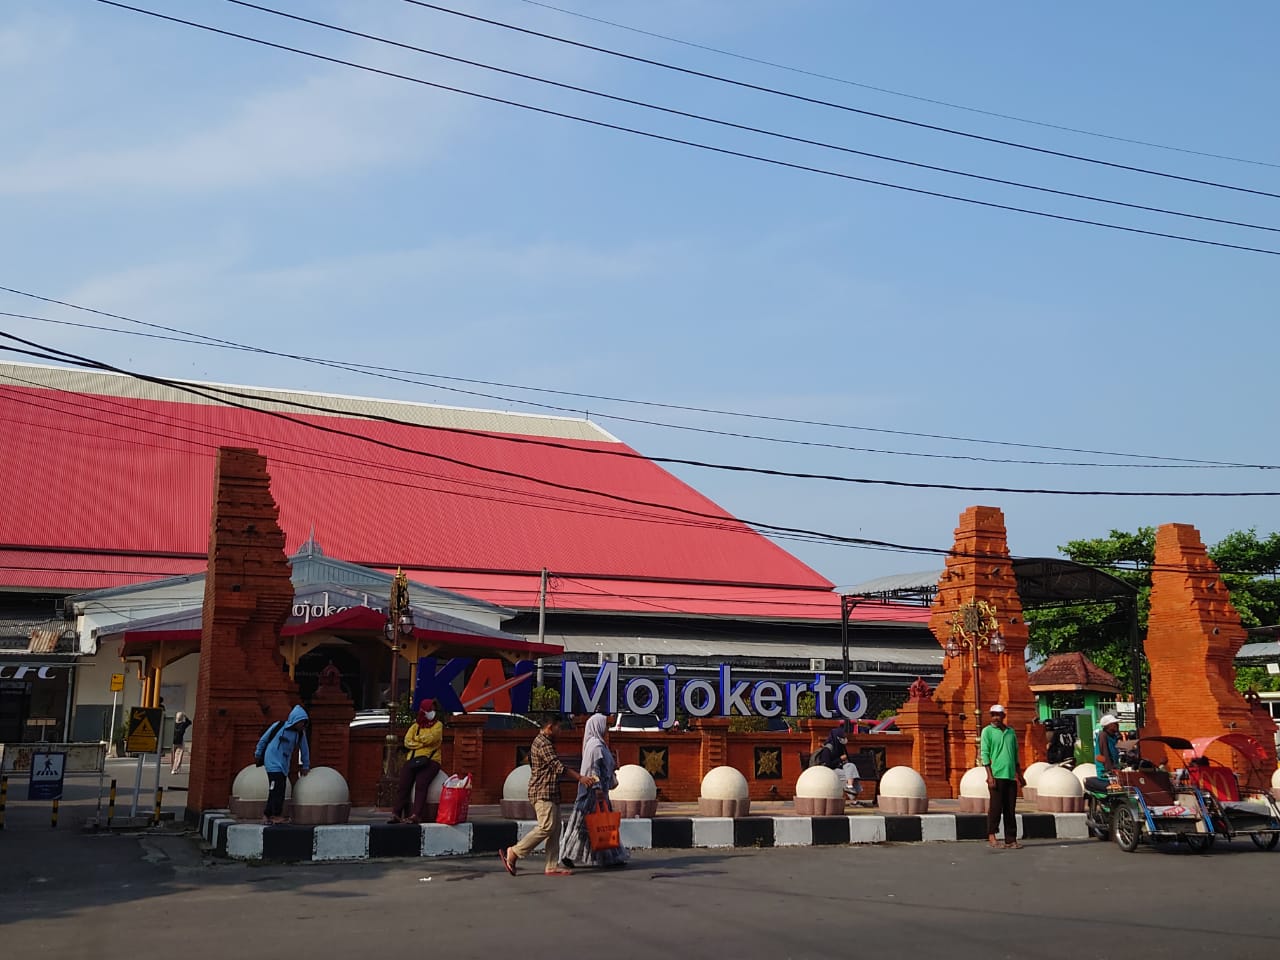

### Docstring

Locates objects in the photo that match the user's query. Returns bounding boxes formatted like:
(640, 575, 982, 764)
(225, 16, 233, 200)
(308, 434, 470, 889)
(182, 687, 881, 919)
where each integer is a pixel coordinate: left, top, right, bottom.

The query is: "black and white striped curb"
(200, 810, 1088, 862)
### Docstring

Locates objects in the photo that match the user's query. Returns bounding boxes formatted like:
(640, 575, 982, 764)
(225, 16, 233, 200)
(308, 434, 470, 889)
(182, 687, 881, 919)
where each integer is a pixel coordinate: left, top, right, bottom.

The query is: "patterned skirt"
(559, 790, 630, 867)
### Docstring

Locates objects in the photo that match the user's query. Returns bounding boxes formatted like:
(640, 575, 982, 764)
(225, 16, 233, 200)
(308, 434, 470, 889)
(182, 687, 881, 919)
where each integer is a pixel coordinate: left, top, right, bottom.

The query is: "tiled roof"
(1, 362, 848, 621)
(1027, 651, 1121, 691)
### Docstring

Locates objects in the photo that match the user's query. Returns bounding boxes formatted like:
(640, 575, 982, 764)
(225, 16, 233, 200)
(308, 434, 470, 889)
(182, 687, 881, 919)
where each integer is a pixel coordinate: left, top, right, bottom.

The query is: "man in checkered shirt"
(500, 716, 595, 876)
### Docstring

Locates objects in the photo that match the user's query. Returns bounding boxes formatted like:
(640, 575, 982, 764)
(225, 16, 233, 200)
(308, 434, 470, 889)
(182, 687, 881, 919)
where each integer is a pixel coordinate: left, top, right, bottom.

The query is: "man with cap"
(980, 704, 1024, 849)
(1086, 714, 1123, 792)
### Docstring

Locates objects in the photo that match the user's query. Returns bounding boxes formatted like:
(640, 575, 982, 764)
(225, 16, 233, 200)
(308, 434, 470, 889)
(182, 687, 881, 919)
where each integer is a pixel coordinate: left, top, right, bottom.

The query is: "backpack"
(254, 720, 285, 766)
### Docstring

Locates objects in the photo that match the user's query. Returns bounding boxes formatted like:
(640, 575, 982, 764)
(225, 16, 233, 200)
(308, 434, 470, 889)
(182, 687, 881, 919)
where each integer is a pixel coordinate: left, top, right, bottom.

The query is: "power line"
(90, 1, 1280, 257)
(6, 308, 1268, 471)
(1, 291, 1262, 467)
(402, 0, 1280, 201)
(510, 0, 1280, 171)
(4, 329, 1280, 503)
(216, 0, 1280, 236)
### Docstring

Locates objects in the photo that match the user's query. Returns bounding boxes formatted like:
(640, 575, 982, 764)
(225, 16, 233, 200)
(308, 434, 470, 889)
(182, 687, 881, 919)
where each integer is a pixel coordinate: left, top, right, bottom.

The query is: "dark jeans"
(264, 772, 288, 818)
(987, 778, 1018, 842)
(395, 758, 441, 820)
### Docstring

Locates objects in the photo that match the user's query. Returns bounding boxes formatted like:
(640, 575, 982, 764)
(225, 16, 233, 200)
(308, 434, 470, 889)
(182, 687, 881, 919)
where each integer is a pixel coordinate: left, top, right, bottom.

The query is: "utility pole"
(536, 568, 549, 687)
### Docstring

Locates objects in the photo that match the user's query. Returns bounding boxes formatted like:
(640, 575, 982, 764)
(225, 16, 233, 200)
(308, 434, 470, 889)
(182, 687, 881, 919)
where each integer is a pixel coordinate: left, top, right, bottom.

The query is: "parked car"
(348, 710, 537, 731)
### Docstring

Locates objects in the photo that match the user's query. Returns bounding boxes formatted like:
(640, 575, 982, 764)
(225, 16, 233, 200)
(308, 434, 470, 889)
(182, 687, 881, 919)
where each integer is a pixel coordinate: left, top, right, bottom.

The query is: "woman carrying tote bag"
(560, 712, 629, 869)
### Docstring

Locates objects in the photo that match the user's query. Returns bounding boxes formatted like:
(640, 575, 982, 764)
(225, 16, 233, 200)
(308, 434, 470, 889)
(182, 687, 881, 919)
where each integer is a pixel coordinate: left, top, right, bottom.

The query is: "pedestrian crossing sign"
(28, 751, 66, 801)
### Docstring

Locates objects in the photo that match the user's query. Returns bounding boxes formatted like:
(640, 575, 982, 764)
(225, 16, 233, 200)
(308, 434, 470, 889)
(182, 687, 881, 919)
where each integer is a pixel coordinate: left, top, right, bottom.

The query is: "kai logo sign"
(412, 656, 867, 731)
(413, 657, 536, 714)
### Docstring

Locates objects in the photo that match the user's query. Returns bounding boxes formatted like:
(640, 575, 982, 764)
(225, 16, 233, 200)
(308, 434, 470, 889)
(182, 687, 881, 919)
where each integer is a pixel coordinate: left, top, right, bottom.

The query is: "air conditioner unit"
(810, 658, 827, 672)
(641, 654, 658, 667)
(622, 653, 642, 668)
(597, 652, 617, 665)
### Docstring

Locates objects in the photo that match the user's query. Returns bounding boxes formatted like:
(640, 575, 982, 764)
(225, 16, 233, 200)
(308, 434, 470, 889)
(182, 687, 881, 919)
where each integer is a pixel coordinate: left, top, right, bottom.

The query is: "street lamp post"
(376, 570, 414, 808)
(945, 600, 1005, 749)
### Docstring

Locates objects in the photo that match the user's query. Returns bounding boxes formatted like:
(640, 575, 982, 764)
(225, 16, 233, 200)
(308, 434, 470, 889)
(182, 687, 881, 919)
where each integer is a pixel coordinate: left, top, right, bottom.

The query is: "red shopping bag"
(585, 792, 621, 852)
(436, 774, 472, 825)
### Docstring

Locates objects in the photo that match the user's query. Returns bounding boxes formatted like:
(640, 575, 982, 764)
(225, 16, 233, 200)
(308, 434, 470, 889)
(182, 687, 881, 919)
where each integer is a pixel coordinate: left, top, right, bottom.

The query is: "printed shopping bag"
(585, 792, 621, 851)
(436, 773, 472, 825)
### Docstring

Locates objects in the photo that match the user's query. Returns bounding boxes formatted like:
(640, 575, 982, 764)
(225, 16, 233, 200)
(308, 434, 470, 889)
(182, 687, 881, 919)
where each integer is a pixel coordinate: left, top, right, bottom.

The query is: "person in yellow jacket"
(391, 699, 443, 824)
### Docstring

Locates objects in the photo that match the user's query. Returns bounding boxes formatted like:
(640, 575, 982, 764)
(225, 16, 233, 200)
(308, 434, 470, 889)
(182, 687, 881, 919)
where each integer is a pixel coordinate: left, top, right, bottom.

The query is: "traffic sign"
(28, 751, 66, 801)
(110, 673, 125, 692)
(125, 708, 162, 754)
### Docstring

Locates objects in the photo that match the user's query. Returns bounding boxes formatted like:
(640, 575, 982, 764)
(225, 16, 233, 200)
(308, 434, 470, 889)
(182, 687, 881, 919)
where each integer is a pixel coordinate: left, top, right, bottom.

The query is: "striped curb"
(202, 810, 1089, 862)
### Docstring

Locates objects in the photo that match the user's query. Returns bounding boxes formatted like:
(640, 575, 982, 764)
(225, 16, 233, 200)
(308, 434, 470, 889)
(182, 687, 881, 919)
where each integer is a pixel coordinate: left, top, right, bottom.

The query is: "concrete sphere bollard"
(1072, 762, 1098, 787)
(290, 766, 351, 824)
(698, 765, 751, 818)
(612, 764, 659, 819)
(878, 766, 928, 815)
(229, 763, 292, 820)
(500, 765, 534, 820)
(1037, 765, 1085, 812)
(794, 765, 844, 816)
(1022, 761, 1050, 804)
(958, 766, 991, 814)
(1273, 768, 1280, 792)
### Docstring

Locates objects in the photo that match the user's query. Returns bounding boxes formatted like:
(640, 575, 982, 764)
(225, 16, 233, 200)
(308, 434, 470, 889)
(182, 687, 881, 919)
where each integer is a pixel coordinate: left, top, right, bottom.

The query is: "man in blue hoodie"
(255, 705, 311, 825)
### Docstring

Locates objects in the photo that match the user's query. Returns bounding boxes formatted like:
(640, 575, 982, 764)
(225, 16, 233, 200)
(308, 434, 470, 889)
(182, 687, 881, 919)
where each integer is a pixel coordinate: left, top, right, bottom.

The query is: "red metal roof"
(0, 374, 892, 622)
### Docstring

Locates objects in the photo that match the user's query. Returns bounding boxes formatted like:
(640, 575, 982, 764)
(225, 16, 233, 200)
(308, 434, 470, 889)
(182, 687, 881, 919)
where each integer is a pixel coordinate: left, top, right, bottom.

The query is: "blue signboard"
(28, 751, 66, 801)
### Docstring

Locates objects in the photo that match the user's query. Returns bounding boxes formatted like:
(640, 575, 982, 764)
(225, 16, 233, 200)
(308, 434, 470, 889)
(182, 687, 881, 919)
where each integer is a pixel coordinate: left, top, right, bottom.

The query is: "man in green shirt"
(980, 704, 1024, 849)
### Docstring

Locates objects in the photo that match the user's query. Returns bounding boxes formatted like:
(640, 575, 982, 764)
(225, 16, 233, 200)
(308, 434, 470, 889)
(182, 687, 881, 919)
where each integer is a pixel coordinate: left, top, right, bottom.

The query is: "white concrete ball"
(613, 764, 658, 801)
(291, 766, 350, 805)
(1273, 768, 1280, 792)
(959, 766, 991, 799)
(1038, 765, 1085, 798)
(700, 765, 749, 800)
(231, 764, 291, 801)
(502, 765, 531, 801)
(1072, 762, 1098, 785)
(795, 765, 843, 799)
(879, 766, 928, 799)
(425, 769, 450, 804)
(1022, 761, 1051, 789)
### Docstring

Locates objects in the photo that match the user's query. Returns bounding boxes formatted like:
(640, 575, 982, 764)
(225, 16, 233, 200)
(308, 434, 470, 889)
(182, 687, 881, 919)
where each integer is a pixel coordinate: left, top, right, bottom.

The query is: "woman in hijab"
(391, 699, 443, 824)
(559, 713, 629, 869)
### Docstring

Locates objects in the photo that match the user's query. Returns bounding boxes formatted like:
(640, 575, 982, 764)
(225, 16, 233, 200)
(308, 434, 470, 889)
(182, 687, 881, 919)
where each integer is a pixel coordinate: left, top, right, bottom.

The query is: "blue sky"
(3, 1, 1277, 586)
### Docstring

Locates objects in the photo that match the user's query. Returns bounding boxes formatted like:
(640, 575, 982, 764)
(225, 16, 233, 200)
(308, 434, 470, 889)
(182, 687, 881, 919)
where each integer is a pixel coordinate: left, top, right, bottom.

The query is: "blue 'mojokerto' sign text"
(562, 662, 867, 729)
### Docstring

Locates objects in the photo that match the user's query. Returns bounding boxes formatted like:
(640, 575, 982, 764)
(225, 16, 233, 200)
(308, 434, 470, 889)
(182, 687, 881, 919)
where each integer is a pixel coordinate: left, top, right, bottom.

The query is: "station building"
(0, 360, 938, 747)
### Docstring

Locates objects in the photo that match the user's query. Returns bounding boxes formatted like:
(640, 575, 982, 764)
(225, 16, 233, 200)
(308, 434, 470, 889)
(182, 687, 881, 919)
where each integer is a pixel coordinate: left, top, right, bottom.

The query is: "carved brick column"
(449, 714, 489, 801)
(1145, 523, 1277, 776)
(186, 448, 298, 820)
(895, 681, 951, 798)
(929, 506, 1035, 795)
(697, 716, 731, 779)
(308, 663, 356, 779)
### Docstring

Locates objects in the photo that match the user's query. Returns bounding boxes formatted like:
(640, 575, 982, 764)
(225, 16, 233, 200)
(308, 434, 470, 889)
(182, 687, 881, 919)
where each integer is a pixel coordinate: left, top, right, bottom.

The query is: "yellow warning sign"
(125, 708, 162, 754)
(110, 673, 125, 692)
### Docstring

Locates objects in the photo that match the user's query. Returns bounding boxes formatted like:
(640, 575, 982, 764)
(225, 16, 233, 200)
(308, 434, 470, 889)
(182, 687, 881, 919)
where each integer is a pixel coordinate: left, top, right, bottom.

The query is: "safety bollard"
(0, 775, 7, 831)
(153, 787, 164, 827)
(52, 797, 60, 829)
(108, 778, 117, 828)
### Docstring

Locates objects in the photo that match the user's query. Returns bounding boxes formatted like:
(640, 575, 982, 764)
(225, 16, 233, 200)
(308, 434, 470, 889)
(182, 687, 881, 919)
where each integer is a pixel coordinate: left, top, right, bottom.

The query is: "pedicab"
(1082, 736, 1217, 853)
(1181, 733, 1280, 851)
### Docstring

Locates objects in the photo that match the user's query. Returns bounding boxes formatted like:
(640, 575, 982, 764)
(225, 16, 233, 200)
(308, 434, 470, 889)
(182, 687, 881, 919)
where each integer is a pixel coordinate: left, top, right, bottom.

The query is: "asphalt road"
(2, 830, 1278, 960)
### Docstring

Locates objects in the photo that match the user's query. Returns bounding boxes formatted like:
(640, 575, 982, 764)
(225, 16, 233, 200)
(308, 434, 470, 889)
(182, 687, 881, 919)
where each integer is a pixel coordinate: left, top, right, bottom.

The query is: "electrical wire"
(5, 308, 1267, 471)
(401, 0, 1280, 200)
(510, 0, 1280, 171)
(216, 0, 1280, 236)
(89, 1, 1280, 257)
(5, 329, 1280, 500)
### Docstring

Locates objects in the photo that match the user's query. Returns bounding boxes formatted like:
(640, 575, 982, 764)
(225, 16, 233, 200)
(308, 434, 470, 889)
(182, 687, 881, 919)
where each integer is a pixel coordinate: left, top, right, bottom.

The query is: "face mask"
(425, 711, 436, 721)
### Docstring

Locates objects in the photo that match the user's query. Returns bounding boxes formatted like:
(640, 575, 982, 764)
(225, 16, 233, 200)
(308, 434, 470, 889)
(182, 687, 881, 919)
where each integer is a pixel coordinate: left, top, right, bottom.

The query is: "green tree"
(1026, 527, 1280, 694)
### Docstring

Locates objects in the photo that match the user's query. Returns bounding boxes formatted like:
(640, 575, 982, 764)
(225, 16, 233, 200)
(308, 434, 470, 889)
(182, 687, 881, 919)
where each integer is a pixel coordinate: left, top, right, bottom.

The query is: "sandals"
(1004, 841, 1024, 849)
(500, 849, 517, 877)
(544, 867, 573, 876)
